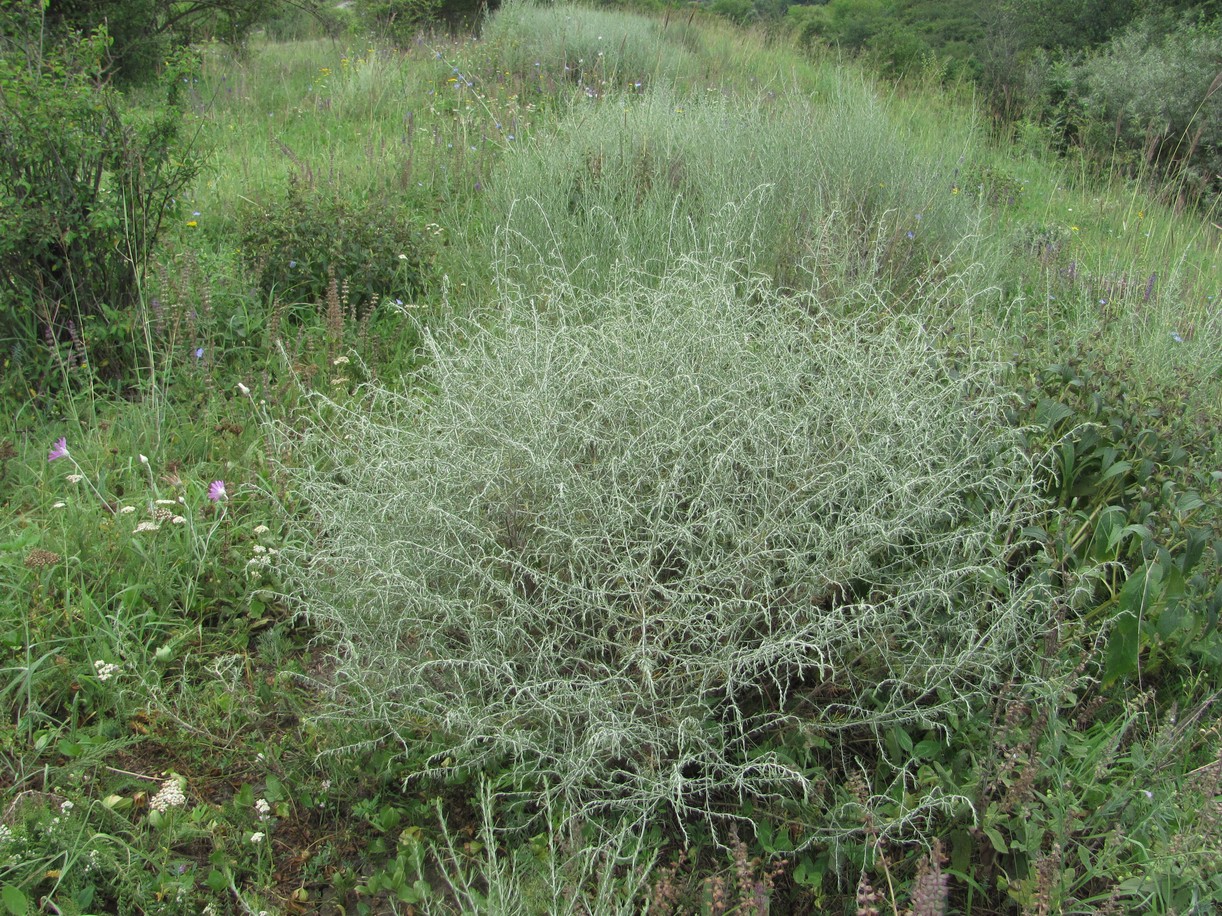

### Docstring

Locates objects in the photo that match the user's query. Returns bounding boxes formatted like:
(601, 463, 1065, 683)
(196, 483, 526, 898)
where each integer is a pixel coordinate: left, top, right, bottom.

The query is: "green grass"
(2, 2, 1219, 913)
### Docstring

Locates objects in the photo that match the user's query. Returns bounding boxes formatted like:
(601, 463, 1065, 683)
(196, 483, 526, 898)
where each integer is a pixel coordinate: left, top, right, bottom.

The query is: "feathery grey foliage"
(278, 257, 1050, 832)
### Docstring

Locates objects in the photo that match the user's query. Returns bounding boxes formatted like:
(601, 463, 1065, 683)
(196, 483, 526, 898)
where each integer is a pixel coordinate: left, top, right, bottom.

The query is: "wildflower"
(250, 831, 265, 844)
(119, 505, 136, 515)
(194, 347, 204, 359)
(332, 355, 350, 366)
(1171, 331, 1184, 344)
(48, 437, 69, 462)
(906, 230, 915, 240)
(253, 524, 270, 535)
(66, 474, 84, 483)
(237, 382, 251, 396)
(134, 521, 161, 533)
(208, 480, 227, 502)
(150, 779, 187, 813)
(1071, 225, 1079, 232)
(52, 501, 66, 509)
(60, 800, 74, 814)
(255, 798, 271, 819)
(289, 260, 296, 269)
(94, 660, 121, 681)
(186, 220, 197, 228)
(171, 515, 186, 524)
(155, 499, 177, 506)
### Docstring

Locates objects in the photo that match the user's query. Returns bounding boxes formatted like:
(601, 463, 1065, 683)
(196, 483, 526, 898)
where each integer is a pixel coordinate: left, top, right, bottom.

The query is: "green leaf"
(1180, 528, 1207, 576)
(1175, 492, 1204, 514)
(1036, 398, 1075, 428)
(1103, 611, 1139, 686)
(1097, 459, 1132, 483)
(889, 725, 914, 755)
(1, 885, 29, 916)
(912, 739, 945, 760)
(982, 825, 1008, 854)
(205, 868, 227, 894)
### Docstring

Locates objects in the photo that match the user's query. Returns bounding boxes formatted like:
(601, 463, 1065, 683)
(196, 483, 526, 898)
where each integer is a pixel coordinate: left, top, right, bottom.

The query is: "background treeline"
(712, 0, 1222, 203)
(34, 0, 1222, 201)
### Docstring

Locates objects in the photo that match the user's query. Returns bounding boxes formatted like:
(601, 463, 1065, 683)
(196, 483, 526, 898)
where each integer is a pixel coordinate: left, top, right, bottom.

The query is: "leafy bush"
(0, 13, 201, 390)
(351, 0, 441, 46)
(46, 0, 279, 83)
(279, 259, 1051, 830)
(1076, 13, 1222, 196)
(238, 175, 433, 316)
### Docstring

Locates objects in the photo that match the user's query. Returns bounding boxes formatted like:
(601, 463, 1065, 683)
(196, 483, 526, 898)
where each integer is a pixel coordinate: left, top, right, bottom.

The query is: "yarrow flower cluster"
(150, 778, 187, 813)
(246, 543, 278, 578)
(94, 660, 121, 682)
(254, 798, 271, 821)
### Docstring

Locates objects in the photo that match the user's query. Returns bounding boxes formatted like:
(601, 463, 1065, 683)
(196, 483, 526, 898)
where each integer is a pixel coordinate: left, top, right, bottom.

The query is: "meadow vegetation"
(1, 1, 1219, 913)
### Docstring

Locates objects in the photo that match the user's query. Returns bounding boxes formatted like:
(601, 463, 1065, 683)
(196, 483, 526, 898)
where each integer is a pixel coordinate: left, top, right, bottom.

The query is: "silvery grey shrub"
(277, 257, 1051, 836)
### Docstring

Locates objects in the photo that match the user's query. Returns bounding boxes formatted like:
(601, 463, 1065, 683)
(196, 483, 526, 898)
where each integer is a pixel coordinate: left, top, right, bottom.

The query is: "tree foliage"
(0, 2, 202, 389)
(44, 0, 280, 81)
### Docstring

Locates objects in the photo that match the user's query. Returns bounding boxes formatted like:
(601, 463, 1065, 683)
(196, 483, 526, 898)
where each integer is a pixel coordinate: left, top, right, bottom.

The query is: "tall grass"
(478, 0, 697, 91)
(479, 81, 989, 304)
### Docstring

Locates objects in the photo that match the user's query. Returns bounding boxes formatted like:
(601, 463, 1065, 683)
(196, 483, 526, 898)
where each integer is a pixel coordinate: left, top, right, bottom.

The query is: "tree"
(44, 0, 283, 81)
(0, 1, 202, 388)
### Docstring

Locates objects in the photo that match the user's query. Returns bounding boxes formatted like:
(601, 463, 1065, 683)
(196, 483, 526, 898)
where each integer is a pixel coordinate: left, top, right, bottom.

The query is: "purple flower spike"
(48, 437, 69, 462)
(208, 480, 227, 502)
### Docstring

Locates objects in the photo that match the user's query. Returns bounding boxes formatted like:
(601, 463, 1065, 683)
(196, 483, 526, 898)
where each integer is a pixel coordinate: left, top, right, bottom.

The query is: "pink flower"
(48, 438, 69, 462)
(208, 480, 227, 502)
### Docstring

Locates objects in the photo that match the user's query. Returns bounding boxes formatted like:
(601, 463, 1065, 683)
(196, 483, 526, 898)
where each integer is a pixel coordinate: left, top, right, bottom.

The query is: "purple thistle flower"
(208, 480, 227, 502)
(48, 437, 69, 462)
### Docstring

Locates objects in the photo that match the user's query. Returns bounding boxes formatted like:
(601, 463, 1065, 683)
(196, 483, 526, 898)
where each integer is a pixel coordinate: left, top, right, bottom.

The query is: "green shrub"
(1076, 13, 1222, 197)
(237, 175, 434, 316)
(351, 0, 442, 46)
(279, 259, 1051, 830)
(0, 14, 202, 390)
